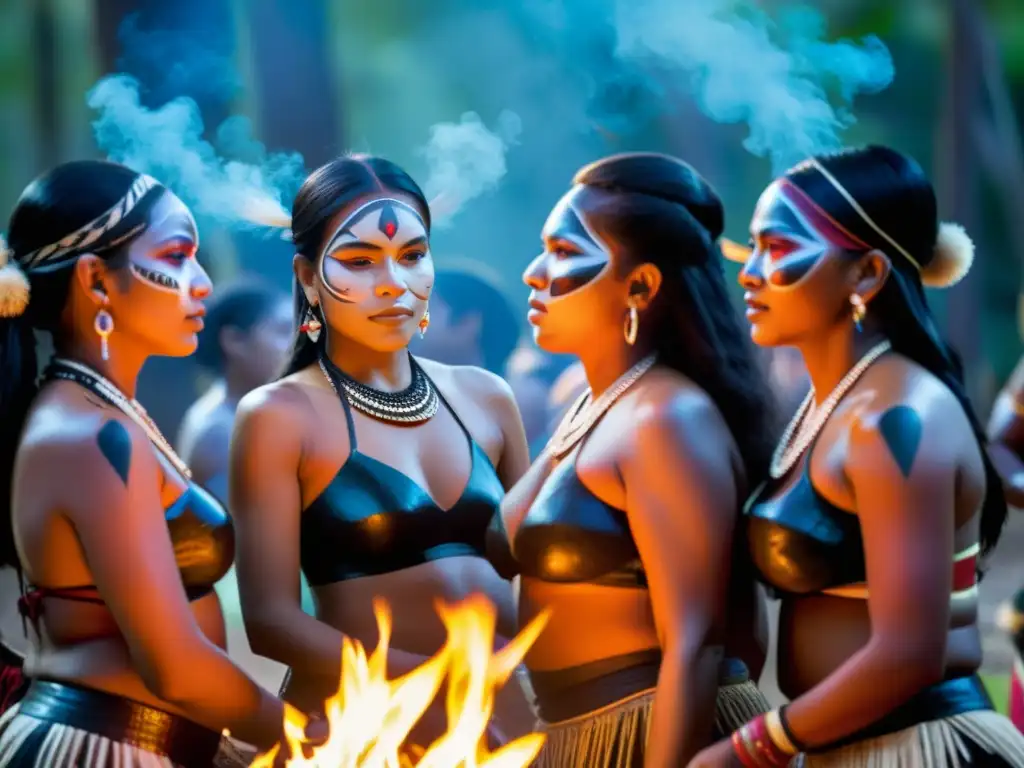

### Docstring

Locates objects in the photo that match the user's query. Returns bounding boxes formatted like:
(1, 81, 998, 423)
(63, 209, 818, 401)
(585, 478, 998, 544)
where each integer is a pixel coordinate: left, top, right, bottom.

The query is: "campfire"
(252, 595, 550, 767)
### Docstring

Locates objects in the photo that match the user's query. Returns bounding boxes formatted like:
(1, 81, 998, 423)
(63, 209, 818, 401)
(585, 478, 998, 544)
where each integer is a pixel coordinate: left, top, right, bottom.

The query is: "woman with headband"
(229, 154, 535, 746)
(491, 152, 775, 766)
(694, 145, 1024, 767)
(0, 160, 303, 765)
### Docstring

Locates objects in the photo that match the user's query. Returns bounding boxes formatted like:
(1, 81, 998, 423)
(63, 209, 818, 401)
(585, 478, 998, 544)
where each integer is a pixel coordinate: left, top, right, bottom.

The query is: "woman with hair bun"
(0, 160, 302, 765)
(696, 145, 1024, 767)
(493, 152, 775, 766)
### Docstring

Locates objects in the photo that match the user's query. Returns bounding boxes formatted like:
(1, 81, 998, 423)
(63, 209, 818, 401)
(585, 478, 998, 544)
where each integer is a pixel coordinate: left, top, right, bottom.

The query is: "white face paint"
(747, 180, 868, 290)
(319, 198, 432, 304)
(126, 192, 201, 303)
(529, 190, 612, 304)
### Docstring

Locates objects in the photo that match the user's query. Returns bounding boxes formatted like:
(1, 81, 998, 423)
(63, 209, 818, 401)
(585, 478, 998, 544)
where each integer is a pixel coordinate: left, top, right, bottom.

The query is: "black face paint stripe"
(878, 405, 923, 478)
(97, 420, 132, 486)
(550, 261, 606, 297)
(131, 263, 180, 291)
(767, 254, 821, 286)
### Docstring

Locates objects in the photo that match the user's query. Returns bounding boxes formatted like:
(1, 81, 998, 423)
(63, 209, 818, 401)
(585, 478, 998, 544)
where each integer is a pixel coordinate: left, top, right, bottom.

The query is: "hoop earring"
(94, 303, 114, 361)
(300, 305, 322, 343)
(850, 293, 866, 332)
(624, 302, 639, 346)
(419, 304, 430, 339)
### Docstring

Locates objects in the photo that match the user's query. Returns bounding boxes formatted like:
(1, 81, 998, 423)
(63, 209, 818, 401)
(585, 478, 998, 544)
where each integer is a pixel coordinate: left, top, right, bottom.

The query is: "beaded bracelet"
(730, 710, 800, 767)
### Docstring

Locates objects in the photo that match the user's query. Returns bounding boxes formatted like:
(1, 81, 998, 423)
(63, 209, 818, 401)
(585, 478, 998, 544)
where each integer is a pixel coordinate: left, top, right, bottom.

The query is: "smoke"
(416, 111, 523, 228)
(87, 74, 304, 231)
(608, 0, 895, 172)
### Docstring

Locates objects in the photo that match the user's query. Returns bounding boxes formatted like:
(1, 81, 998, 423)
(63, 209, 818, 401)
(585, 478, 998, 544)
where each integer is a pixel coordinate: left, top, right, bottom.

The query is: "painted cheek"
(548, 254, 609, 300)
(763, 243, 828, 288)
(766, 255, 818, 286)
(403, 259, 433, 301)
(130, 260, 184, 296)
(321, 259, 374, 304)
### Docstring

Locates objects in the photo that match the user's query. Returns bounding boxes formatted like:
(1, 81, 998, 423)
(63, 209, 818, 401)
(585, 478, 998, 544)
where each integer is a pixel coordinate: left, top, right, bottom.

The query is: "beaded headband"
(0, 173, 164, 319)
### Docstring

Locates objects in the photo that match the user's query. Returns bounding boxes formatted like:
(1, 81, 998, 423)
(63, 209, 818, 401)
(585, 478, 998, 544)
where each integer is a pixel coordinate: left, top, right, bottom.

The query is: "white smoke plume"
(88, 74, 303, 231)
(416, 110, 523, 228)
(607, 0, 894, 171)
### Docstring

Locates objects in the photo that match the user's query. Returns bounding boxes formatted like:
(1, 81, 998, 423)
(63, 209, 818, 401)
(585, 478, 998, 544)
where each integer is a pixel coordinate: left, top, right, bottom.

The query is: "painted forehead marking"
(321, 198, 426, 258)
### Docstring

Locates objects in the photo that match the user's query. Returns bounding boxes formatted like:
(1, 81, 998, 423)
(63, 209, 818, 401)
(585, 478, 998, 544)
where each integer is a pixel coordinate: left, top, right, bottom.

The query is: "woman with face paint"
(491, 152, 776, 767)
(693, 146, 1024, 768)
(229, 154, 535, 746)
(0, 161, 304, 765)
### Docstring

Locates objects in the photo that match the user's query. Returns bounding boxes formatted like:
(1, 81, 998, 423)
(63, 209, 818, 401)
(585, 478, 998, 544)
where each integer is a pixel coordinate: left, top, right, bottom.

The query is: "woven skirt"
(530, 652, 769, 768)
(799, 676, 1024, 768)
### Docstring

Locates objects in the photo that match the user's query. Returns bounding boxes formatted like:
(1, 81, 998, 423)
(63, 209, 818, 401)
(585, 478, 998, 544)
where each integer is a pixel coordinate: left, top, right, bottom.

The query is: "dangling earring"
(300, 305, 322, 343)
(850, 293, 866, 332)
(418, 304, 430, 339)
(624, 300, 639, 346)
(94, 302, 114, 361)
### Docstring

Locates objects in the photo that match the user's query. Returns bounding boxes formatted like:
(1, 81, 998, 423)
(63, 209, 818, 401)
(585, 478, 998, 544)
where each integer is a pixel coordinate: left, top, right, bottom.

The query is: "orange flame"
(252, 595, 549, 767)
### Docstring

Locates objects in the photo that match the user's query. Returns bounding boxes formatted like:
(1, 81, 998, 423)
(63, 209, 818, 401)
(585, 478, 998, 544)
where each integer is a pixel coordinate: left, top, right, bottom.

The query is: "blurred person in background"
(409, 263, 521, 376)
(768, 346, 810, 420)
(0, 161, 300, 765)
(505, 344, 576, 456)
(177, 278, 291, 502)
(491, 152, 775, 766)
(986, 352, 1024, 732)
(230, 155, 536, 751)
(698, 146, 1024, 767)
(176, 278, 295, 699)
(544, 360, 589, 439)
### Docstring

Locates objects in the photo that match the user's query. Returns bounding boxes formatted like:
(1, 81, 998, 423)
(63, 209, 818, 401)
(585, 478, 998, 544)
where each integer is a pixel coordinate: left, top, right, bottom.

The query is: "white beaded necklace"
(546, 354, 658, 460)
(50, 357, 192, 479)
(769, 340, 892, 479)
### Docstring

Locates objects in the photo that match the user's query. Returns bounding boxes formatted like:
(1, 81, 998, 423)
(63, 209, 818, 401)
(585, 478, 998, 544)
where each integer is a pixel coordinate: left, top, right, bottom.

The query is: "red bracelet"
(731, 715, 795, 767)
(731, 729, 764, 768)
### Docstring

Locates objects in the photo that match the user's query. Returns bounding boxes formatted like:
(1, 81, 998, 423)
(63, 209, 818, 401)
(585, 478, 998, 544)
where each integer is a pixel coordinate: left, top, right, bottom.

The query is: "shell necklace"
(770, 340, 892, 479)
(318, 353, 440, 424)
(547, 353, 658, 460)
(47, 357, 192, 479)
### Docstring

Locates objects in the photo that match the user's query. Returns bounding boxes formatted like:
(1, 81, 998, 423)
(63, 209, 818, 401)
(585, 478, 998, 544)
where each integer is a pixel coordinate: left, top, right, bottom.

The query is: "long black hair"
(280, 154, 431, 377)
(785, 145, 1006, 557)
(0, 160, 165, 568)
(573, 152, 777, 487)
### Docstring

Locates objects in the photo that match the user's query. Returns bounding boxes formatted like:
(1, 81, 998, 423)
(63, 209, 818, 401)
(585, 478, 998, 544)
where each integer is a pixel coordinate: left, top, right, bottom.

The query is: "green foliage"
(985, 0, 1024, 78)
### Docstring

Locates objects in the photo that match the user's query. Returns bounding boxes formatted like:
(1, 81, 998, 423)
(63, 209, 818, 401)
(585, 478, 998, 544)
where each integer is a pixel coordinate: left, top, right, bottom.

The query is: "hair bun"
(0, 236, 30, 319)
(922, 222, 974, 288)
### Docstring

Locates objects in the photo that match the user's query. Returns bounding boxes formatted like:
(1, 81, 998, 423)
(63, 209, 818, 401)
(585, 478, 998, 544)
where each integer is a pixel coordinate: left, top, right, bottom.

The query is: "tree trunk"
(936, 0, 983, 402)
(245, 0, 341, 167)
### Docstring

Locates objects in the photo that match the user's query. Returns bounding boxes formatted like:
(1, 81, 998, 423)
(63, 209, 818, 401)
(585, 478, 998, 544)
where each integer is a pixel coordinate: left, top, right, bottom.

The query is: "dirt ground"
(757, 509, 1024, 705)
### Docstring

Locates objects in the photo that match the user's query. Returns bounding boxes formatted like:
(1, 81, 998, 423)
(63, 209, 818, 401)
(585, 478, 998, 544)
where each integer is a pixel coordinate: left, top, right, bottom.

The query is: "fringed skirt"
(997, 589, 1024, 733)
(800, 676, 1024, 768)
(529, 651, 769, 768)
(0, 679, 230, 767)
